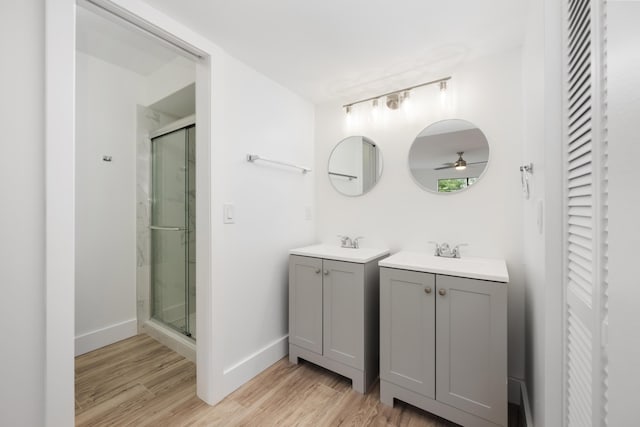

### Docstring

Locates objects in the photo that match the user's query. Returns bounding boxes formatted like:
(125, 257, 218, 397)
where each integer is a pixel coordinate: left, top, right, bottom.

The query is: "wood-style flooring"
(76, 335, 520, 426)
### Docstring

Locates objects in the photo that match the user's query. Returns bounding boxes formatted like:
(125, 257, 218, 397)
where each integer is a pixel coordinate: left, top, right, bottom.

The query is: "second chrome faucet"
(338, 235, 363, 249)
(429, 241, 468, 258)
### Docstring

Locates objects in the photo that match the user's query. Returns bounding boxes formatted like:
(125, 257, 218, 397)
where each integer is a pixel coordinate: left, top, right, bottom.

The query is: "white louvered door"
(564, 0, 608, 426)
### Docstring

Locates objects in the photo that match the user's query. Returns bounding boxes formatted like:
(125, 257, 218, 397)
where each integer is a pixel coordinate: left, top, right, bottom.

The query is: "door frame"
(45, 0, 221, 424)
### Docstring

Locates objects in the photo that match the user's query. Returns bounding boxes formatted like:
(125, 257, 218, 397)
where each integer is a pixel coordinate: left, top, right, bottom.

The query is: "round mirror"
(328, 136, 383, 197)
(408, 119, 489, 193)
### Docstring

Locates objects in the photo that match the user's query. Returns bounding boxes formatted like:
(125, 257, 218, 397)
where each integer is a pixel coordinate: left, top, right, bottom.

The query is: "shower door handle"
(149, 226, 188, 231)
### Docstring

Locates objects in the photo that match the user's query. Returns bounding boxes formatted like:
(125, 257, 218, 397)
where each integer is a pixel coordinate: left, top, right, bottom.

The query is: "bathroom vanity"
(379, 251, 509, 427)
(288, 244, 389, 393)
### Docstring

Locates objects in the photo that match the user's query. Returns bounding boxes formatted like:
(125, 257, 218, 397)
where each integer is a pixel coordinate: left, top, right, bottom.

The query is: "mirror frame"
(407, 119, 491, 195)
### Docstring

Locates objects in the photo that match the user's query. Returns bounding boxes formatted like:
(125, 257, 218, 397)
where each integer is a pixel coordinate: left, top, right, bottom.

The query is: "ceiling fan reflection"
(434, 151, 487, 171)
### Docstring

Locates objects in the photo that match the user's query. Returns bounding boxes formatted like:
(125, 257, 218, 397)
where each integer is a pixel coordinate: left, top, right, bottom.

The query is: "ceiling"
(148, 83, 196, 118)
(143, 0, 527, 103)
(76, 5, 180, 76)
(410, 129, 490, 169)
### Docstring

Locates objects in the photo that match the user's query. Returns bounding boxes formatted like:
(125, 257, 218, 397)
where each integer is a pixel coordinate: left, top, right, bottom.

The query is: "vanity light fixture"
(343, 76, 451, 115)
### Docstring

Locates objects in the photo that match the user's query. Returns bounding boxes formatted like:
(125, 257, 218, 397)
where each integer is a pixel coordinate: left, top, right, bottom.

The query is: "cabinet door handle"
(315, 268, 321, 274)
(323, 270, 329, 275)
(438, 288, 447, 296)
(424, 287, 432, 294)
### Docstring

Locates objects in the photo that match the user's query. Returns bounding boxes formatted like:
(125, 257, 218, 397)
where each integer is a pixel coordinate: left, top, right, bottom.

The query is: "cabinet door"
(380, 268, 435, 398)
(289, 255, 323, 354)
(323, 259, 364, 369)
(435, 275, 507, 426)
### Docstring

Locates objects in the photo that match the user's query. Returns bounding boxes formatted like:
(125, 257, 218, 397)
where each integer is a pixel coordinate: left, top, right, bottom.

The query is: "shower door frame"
(45, 0, 221, 424)
(149, 120, 196, 338)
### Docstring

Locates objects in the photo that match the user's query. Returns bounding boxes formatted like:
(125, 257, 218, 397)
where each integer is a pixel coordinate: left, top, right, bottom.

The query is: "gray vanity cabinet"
(289, 253, 385, 393)
(380, 267, 508, 427)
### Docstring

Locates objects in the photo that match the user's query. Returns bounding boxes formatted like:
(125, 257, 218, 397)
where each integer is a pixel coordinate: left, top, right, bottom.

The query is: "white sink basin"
(290, 244, 390, 264)
(379, 251, 509, 282)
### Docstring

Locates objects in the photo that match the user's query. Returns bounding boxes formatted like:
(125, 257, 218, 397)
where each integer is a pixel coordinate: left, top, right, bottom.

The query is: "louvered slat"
(565, 0, 599, 425)
(567, 309, 593, 426)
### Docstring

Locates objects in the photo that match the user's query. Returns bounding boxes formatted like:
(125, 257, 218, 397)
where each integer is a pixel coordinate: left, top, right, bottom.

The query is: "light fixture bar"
(342, 76, 451, 108)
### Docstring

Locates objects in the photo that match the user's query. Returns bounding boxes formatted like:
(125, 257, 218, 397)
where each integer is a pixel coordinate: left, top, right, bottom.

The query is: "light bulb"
(402, 90, 411, 107)
(371, 98, 379, 119)
(440, 80, 448, 105)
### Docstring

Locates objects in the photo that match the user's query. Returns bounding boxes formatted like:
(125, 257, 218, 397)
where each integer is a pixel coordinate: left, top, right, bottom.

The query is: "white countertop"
(379, 251, 509, 283)
(290, 244, 390, 264)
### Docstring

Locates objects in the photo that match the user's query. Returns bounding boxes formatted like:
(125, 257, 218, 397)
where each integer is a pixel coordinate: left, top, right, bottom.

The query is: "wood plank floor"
(76, 335, 517, 426)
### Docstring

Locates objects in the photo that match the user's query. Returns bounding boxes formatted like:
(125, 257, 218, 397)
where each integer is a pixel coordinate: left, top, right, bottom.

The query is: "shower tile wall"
(136, 105, 179, 332)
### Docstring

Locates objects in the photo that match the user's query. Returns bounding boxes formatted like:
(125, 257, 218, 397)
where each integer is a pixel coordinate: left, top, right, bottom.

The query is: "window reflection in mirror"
(328, 136, 383, 197)
(408, 119, 489, 194)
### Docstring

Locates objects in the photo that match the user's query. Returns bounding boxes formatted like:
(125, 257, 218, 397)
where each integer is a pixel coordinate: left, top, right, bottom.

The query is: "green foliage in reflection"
(438, 177, 478, 192)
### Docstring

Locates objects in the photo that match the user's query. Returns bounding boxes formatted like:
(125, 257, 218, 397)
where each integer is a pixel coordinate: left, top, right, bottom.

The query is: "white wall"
(75, 52, 144, 354)
(607, 2, 640, 425)
(315, 48, 526, 383)
(520, 0, 563, 424)
(209, 54, 316, 381)
(0, 1, 45, 425)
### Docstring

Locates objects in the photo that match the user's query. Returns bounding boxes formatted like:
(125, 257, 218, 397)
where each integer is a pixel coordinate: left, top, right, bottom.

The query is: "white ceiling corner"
(141, 0, 527, 104)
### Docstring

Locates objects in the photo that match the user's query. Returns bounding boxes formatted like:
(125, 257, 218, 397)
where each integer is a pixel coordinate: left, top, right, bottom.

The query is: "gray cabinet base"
(380, 380, 503, 427)
(289, 344, 376, 394)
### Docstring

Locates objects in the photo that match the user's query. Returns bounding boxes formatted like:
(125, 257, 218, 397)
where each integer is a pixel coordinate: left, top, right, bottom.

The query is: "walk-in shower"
(149, 118, 196, 340)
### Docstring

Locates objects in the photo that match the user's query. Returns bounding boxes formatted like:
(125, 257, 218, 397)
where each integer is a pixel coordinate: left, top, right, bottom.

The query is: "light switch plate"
(223, 203, 235, 224)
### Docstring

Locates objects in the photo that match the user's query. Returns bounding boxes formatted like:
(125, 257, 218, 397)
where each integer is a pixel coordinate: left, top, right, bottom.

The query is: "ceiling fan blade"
(434, 165, 455, 170)
(434, 160, 487, 170)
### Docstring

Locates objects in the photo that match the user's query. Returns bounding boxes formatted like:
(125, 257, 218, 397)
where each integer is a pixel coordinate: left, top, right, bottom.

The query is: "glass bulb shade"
(386, 93, 401, 109)
(455, 165, 467, 171)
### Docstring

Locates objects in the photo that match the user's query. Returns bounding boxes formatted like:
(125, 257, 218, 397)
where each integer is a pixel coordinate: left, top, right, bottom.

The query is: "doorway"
(45, 0, 217, 423)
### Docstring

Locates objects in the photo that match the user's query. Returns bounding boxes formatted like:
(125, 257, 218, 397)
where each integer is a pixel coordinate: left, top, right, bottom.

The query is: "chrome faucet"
(338, 235, 363, 249)
(429, 241, 467, 258)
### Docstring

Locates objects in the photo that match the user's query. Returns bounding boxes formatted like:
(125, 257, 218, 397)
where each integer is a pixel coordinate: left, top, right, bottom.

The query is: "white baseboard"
(75, 319, 137, 356)
(222, 335, 289, 396)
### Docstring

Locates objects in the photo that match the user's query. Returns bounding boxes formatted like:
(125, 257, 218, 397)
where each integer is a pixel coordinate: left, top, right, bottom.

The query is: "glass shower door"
(151, 127, 191, 336)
